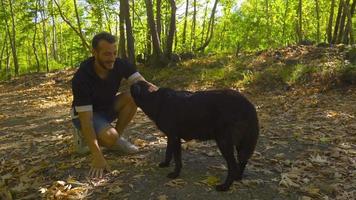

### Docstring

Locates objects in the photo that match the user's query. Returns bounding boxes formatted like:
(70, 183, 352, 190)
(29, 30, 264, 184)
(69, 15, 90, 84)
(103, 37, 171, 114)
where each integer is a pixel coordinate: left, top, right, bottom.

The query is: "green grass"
(139, 54, 356, 91)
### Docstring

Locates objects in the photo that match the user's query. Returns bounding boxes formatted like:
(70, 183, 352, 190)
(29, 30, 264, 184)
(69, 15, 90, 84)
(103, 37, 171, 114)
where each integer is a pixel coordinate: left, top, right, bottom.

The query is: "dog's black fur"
(130, 81, 259, 191)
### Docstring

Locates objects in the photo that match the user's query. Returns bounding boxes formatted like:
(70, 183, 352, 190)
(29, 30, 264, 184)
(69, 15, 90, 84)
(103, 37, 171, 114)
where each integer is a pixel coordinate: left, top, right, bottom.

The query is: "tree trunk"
(282, 0, 289, 45)
(265, 0, 271, 43)
(33, 0, 40, 72)
(315, 0, 320, 43)
(191, 0, 197, 50)
(6, 0, 19, 76)
(145, 0, 166, 67)
(119, 0, 127, 58)
(182, 0, 189, 48)
(196, 0, 219, 52)
(165, 0, 176, 59)
(41, 0, 49, 72)
(146, 23, 151, 56)
(156, 0, 162, 41)
(0, 30, 8, 71)
(297, 0, 303, 42)
(332, 0, 344, 43)
(53, 0, 90, 51)
(343, 0, 354, 44)
(103, 5, 112, 34)
(5, 39, 10, 79)
(201, 1, 209, 47)
(50, 0, 58, 61)
(123, 0, 136, 65)
(337, 0, 349, 43)
(327, 0, 335, 43)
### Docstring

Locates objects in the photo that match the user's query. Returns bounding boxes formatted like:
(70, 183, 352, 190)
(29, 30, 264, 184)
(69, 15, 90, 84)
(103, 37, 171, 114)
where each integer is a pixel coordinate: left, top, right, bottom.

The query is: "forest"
(1, 0, 355, 78)
(0, 0, 355, 199)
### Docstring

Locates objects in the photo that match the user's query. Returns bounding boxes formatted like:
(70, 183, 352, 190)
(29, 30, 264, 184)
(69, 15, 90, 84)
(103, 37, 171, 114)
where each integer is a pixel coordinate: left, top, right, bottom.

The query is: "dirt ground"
(0, 70, 355, 200)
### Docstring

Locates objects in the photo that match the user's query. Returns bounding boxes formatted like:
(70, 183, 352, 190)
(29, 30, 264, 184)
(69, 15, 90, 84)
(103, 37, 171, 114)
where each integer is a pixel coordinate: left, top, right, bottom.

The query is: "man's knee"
(116, 92, 137, 110)
(98, 127, 119, 147)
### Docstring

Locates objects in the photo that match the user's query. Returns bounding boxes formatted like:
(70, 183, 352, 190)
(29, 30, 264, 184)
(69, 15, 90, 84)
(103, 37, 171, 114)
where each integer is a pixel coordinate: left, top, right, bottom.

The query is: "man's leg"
(114, 92, 137, 137)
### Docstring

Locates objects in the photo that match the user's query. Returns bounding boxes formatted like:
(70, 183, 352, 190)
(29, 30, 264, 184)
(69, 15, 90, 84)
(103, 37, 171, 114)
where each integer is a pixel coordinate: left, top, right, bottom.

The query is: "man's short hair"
(92, 32, 117, 49)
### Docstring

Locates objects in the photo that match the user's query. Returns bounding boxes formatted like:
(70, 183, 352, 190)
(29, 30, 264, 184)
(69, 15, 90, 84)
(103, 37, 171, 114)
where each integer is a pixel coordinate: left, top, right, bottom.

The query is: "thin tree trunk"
(119, 0, 127, 58)
(349, 1, 356, 44)
(200, 1, 208, 47)
(146, 23, 151, 56)
(103, 5, 112, 33)
(50, 0, 58, 61)
(182, 0, 189, 48)
(0, 31, 7, 70)
(6, 39, 10, 79)
(297, 0, 303, 42)
(156, 0, 162, 41)
(265, 0, 271, 43)
(53, 0, 90, 51)
(315, 0, 320, 43)
(145, 0, 165, 66)
(165, 0, 176, 59)
(327, 0, 335, 43)
(123, 0, 135, 65)
(343, 0, 354, 44)
(282, 0, 289, 45)
(33, 0, 40, 72)
(337, 0, 349, 43)
(191, 0, 197, 50)
(6, 0, 19, 76)
(332, 0, 344, 43)
(41, 0, 49, 72)
(196, 0, 219, 52)
(132, 0, 134, 30)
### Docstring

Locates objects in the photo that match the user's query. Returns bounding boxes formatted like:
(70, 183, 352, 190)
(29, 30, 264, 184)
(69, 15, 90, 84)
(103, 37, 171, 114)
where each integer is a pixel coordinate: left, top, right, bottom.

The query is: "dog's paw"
(167, 172, 179, 179)
(215, 184, 230, 192)
(159, 162, 170, 168)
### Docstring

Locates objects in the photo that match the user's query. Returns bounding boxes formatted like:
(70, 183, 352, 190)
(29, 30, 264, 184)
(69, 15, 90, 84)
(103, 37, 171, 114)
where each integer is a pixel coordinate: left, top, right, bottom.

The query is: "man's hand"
(147, 81, 158, 92)
(89, 154, 111, 178)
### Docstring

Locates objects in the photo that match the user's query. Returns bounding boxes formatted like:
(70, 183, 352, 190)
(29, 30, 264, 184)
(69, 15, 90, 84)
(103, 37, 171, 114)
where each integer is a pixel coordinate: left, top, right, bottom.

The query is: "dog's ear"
(130, 83, 141, 98)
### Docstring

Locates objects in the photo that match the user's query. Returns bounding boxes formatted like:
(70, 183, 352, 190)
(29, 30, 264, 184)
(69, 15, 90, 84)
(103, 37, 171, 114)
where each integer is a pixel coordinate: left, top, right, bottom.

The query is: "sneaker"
(111, 137, 139, 154)
(72, 127, 90, 154)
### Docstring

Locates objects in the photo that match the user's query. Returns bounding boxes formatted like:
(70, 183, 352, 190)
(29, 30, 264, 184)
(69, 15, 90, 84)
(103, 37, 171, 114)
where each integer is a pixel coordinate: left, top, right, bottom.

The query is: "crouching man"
(70, 32, 157, 178)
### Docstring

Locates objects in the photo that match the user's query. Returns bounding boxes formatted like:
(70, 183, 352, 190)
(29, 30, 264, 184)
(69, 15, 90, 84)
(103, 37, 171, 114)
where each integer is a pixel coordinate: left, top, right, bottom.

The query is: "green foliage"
(0, 0, 353, 83)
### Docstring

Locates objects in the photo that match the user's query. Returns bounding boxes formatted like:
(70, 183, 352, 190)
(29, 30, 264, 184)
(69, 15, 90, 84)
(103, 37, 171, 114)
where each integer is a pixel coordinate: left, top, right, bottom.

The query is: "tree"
(2, 0, 19, 76)
(41, 0, 49, 72)
(145, 0, 164, 66)
(196, 0, 219, 52)
(165, 0, 176, 59)
(119, 0, 127, 59)
(33, 0, 40, 72)
(327, 0, 335, 44)
(123, 0, 135, 65)
(53, 0, 90, 52)
(182, 0, 189, 49)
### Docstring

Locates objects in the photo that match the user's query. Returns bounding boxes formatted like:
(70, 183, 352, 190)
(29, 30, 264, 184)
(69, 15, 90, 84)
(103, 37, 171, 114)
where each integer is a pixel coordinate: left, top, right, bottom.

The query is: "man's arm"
(78, 111, 109, 177)
(78, 111, 102, 156)
(127, 72, 158, 91)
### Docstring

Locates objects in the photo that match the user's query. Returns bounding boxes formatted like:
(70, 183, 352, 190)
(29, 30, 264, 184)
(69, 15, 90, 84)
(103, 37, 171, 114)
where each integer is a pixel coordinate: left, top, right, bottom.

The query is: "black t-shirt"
(71, 57, 137, 115)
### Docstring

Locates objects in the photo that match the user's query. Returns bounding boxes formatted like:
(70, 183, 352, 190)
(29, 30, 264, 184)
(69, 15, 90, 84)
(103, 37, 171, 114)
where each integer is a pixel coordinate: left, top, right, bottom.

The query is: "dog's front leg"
(159, 136, 174, 168)
(167, 136, 182, 179)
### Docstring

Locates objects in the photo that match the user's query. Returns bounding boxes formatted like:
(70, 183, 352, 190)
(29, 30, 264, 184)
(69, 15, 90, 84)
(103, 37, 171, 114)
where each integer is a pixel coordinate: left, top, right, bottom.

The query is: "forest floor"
(0, 45, 355, 200)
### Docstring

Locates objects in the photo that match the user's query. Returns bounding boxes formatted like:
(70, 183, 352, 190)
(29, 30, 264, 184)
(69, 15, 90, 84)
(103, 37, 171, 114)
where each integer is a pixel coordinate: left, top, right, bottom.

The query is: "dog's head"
(130, 81, 155, 106)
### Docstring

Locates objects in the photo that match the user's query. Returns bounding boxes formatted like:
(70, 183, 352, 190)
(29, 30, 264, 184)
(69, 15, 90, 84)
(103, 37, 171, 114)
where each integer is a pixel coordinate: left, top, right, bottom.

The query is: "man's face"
(93, 40, 117, 70)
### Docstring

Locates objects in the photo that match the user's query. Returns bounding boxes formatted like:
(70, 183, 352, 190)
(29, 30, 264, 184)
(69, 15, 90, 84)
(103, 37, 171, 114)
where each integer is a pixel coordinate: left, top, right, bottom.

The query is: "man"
(70, 32, 156, 178)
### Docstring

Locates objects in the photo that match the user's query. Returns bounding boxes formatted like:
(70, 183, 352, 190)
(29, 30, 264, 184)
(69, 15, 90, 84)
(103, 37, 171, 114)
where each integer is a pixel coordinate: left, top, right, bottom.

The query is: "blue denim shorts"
(72, 112, 117, 135)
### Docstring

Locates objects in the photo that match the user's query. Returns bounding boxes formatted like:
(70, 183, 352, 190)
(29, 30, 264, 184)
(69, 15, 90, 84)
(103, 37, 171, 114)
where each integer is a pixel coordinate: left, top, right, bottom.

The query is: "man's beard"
(98, 59, 114, 70)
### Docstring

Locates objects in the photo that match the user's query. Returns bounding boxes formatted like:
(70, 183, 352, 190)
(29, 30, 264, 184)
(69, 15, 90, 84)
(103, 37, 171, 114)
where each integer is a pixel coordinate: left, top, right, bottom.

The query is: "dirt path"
(0, 70, 355, 200)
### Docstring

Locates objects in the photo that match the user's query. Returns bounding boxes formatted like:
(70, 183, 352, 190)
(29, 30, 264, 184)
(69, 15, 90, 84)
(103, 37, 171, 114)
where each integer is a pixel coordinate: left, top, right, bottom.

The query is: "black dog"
(130, 81, 259, 191)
